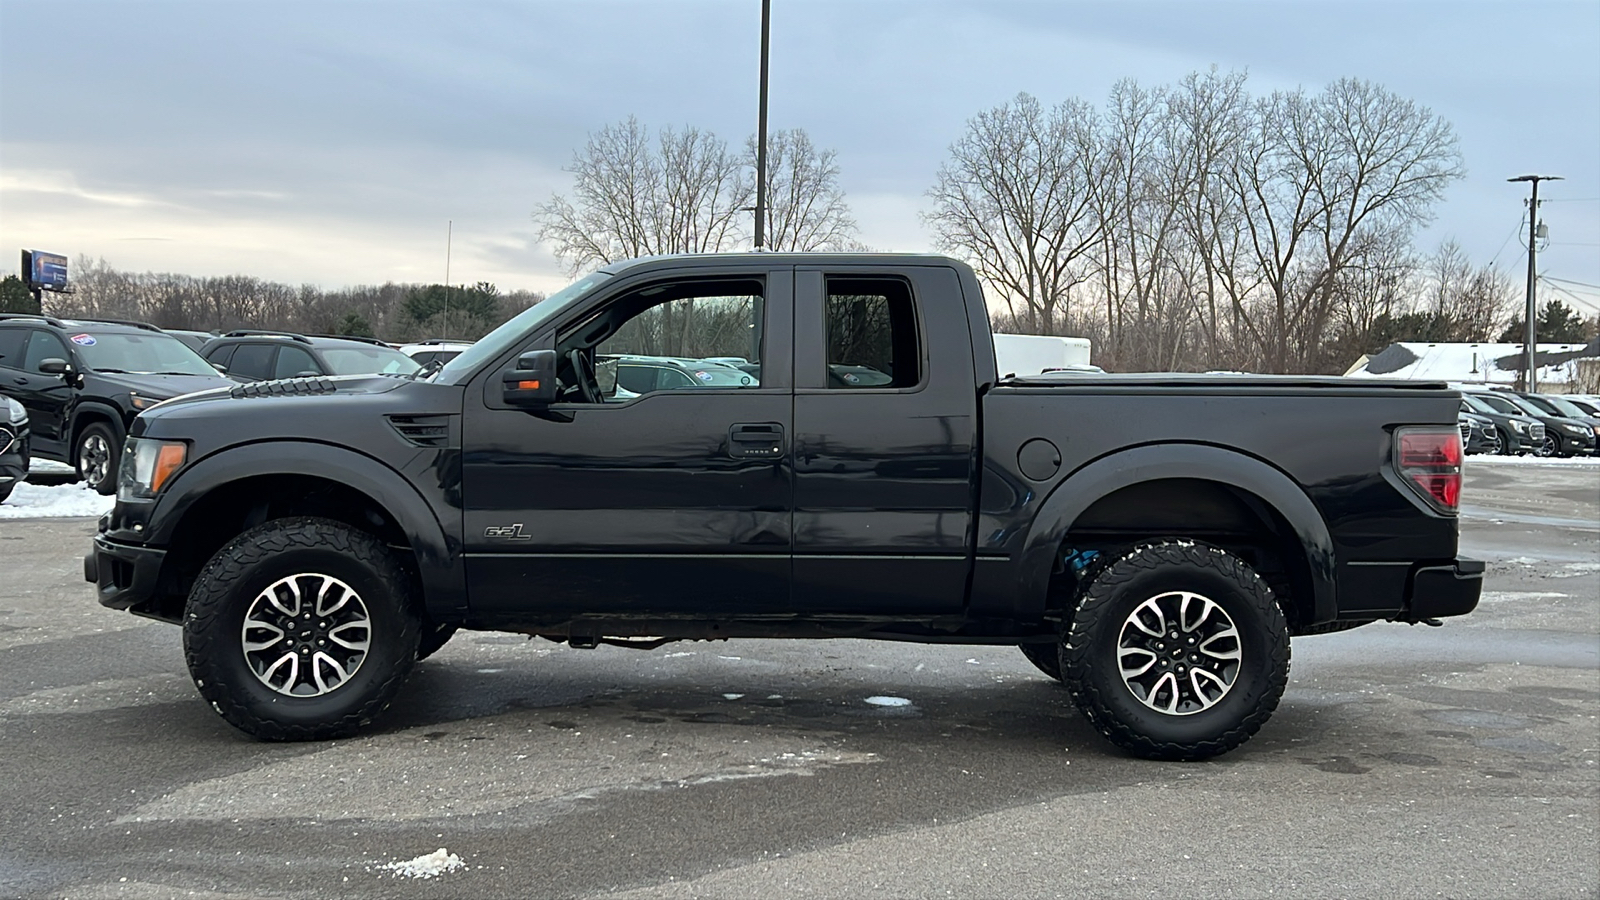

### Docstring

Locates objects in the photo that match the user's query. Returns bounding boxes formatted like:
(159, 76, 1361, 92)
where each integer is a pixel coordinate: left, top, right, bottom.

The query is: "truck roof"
(597, 252, 968, 275)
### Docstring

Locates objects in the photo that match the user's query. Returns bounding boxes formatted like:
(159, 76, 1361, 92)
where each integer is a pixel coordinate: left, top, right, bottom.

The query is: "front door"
(12, 329, 75, 456)
(462, 266, 795, 622)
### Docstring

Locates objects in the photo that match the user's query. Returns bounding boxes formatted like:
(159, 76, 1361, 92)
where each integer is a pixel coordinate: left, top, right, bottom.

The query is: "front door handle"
(728, 422, 784, 459)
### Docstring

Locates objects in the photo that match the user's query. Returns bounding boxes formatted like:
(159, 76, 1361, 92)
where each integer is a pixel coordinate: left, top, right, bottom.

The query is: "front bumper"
(1402, 557, 1484, 621)
(86, 532, 172, 622)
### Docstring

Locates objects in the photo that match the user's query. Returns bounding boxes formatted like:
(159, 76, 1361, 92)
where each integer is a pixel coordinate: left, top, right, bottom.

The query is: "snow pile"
(864, 696, 912, 707)
(29, 457, 75, 475)
(1467, 455, 1599, 467)
(378, 848, 465, 880)
(0, 482, 114, 519)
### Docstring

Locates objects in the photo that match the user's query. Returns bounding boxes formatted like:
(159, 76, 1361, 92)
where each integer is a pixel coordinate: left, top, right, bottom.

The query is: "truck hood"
(148, 373, 411, 410)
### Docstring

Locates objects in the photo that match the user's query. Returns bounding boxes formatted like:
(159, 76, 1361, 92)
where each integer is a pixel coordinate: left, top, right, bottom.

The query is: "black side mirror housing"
(38, 357, 71, 376)
(502, 350, 558, 406)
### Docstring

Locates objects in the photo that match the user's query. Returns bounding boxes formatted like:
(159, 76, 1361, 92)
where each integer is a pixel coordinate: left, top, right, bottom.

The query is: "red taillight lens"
(1394, 427, 1462, 514)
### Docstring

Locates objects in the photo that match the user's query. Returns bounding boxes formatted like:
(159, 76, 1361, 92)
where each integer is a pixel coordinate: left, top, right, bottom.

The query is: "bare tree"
(749, 128, 858, 251)
(925, 93, 1101, 335)
(535, 117, 752, 275)
(1226, 79, 1463, 372)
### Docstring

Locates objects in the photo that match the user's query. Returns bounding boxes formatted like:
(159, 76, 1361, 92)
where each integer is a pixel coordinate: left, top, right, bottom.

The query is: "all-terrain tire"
(1062, 540, 1289, 761)
(183, 516, 421, 740)
(76, 422, 120, 495)
(1018, 641, 1063, 682)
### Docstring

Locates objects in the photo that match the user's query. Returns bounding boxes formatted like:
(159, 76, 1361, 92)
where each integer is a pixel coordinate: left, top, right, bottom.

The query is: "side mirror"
(501, 349, 558, 406)
(38, 358, 71, 376)
(212, 363, 228, 374)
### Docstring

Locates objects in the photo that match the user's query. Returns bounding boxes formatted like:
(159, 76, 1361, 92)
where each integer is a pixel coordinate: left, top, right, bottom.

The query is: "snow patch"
(28, 456, 74, 474)
(721, 693, 745, 700)
(377, 848, 465, 880)
(1467, 455, 1600, 467)
(864, 696, 911, 707)
(0, 482, 114, 518)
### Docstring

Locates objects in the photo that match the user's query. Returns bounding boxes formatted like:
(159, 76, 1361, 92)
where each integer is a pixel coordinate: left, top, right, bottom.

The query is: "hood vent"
(388, 414, 455, 448)
(230, 377, 340, 399)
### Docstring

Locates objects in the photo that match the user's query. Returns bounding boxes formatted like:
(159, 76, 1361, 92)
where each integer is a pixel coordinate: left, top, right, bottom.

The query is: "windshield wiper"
(91, 367, 132, 374)
(150, 371, 210, 376)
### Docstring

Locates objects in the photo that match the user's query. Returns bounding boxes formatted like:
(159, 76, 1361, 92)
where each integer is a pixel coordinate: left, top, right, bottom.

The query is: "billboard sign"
(23, 250, 69, 291)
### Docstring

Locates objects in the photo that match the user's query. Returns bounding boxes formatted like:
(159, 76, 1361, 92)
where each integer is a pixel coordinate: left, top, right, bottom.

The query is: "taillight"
(1394, 426, 1462, 514)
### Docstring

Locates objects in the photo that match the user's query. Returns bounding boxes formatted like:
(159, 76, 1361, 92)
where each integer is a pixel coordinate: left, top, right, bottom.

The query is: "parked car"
(609, 355, 758, 394)
(1510, 389, 1600, 451)
(166, 329, 220, 354)
(1499, 392, 1598, 457)
(1459, 393, 1544, 455)
(1561, 396, 1600, 418)
(201, 331, 422, 381)
(0, 394, 29, 504)
(1458, 410, 1498, 455)
(398, 339, 475, 370)
(88, 251, 1480, 761)
(0, 314, 235, 493)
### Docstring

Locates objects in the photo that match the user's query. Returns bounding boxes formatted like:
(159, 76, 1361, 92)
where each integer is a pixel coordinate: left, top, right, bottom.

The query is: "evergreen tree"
(0, 275, 40, 314)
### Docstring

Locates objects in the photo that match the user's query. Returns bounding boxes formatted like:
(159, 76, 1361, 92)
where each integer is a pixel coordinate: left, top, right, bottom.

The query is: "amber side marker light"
(516, 380, 541, 391)
(150, 442, 187, 494)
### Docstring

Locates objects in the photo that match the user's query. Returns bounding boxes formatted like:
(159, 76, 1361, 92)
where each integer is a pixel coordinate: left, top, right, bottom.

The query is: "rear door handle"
(728, 422, 784, 459)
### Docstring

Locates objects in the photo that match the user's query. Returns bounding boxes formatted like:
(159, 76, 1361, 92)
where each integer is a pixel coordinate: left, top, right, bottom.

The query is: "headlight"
(117, 438, 187, 501)
(129, 392, 170, 411)
(1510, 420, 1527, 432)
(3, 396, 24, 422)
(1563, 423, 1585, 435)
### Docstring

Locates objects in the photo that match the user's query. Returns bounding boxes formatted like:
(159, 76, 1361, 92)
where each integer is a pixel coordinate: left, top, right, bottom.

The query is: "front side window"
(562, 278, 765, 401)
(824, 277, 920, 389)
(23, 331, 70, 374)
(274, 345, 320, 379)
(227, 343, 276, 381)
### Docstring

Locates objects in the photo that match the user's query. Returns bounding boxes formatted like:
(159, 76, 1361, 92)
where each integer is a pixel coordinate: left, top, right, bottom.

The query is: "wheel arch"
(1018, 443, 1337, 629)
(148, 441, 463, 623)
(68, 402, 125, 463)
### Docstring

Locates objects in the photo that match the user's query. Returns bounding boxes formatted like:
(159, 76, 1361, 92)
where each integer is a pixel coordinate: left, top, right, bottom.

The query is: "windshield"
(1541, 395, 1590, 418)
(1468, 394, 1520, 416)
(435, 271, 611, 384)
(70, 331, 217, 376)
(320, 346, 421, 376)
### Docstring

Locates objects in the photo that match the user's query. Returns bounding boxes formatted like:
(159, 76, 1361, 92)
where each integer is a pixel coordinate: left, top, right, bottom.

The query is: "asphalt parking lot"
(0, 458, 1595, 899)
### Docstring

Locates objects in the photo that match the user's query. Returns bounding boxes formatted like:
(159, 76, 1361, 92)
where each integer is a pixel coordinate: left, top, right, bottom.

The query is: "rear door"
(791, 265, 979, 614)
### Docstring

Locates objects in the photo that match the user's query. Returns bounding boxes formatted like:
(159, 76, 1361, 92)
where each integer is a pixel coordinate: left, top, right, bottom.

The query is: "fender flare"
(1018, 443, 1337, 624)
(148, 440, 464, 617)
(67, 401, 127, 459)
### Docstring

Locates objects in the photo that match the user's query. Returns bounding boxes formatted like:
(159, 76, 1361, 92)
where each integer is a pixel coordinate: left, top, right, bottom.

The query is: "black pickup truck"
(86, 253, 1481, 759)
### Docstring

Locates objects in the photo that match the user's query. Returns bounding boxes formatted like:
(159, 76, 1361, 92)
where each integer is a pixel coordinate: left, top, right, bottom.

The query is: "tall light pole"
(1508, 174, 1561, 390)
(753, 0, 771, 250)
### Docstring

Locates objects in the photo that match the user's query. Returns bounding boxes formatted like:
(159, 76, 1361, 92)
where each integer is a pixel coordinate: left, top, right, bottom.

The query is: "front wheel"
(183, 517, 421, 740)
(1062, 540, 1289, 761)
(1538, 435, 1558, 458)
(76, 423, 120, 495)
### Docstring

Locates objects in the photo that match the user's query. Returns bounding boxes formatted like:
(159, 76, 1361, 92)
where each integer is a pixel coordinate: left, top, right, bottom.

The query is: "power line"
(1488, 218, 1526, 268)
(1543, 275, 1600, 290)
(1540, 197, 1600, 203)
(1539, 279, 1600, 313)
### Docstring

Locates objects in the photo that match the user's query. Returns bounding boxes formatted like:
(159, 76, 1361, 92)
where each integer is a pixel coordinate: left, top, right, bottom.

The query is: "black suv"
(0, 315, 234, 493)
(0, 394, 28, 504)
(201, 331, 421, 381)
(1460, 392, 1544, 455)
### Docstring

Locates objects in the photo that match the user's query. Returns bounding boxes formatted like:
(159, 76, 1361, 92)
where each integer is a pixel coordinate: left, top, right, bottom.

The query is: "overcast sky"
(2, 0, 1596, 314)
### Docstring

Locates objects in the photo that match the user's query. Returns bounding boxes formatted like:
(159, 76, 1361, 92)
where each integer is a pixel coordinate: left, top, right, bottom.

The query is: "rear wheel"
(1062, 540, 1289, 761)
(183, 517, 421, 740)
(76, 423, 120, 495)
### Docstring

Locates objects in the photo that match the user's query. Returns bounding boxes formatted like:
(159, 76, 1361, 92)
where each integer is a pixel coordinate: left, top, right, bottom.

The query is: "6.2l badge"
(484, 524, 532, 541)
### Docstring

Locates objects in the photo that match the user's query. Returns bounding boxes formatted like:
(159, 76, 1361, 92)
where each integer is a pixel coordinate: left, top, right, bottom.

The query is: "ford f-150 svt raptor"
(86, 253, 1482, 759)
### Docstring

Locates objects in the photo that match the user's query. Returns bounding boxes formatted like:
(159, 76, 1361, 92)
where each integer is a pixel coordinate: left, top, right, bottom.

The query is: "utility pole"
(753, 0, 771, 250)
(1508, 174, 1561, 391)
(444, 220, 453, 338)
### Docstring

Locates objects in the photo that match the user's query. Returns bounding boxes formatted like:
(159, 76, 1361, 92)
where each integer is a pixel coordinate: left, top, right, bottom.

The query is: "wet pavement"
(0, 457, 1595, 898)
